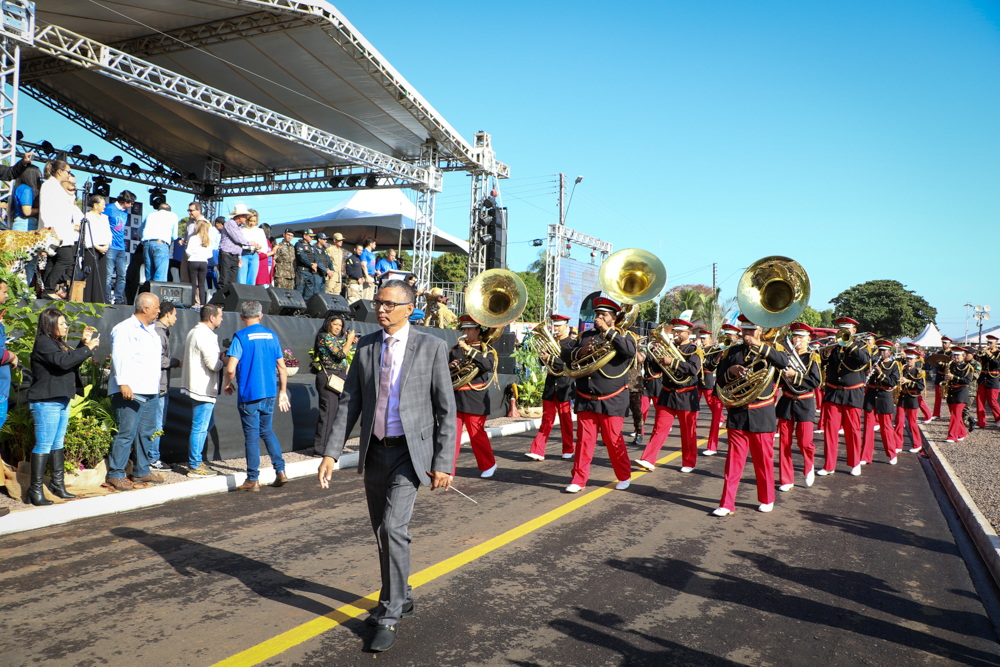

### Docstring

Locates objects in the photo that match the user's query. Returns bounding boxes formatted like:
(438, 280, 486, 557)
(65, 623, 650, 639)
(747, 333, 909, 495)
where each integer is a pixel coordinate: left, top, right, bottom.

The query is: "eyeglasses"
(371, 300, 412, 312)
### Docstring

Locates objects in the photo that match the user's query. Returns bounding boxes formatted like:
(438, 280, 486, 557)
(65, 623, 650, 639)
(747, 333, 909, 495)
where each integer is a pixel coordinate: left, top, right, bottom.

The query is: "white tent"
(909, 322, 943, 347)
(272, 190, 469, 255)
(954, 323, 1000, 345)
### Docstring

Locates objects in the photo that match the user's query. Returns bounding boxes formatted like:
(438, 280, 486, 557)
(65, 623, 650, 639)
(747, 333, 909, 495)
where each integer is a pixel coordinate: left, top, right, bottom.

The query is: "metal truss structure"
(467, 132, 500, 278)
(0, 0, 508, 289)
(543, 224, 613, 320)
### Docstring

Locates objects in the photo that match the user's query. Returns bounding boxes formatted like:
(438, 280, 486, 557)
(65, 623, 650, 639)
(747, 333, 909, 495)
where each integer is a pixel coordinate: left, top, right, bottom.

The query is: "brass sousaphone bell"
(451, 268, 528, 389)
(718, 256, 811, 407)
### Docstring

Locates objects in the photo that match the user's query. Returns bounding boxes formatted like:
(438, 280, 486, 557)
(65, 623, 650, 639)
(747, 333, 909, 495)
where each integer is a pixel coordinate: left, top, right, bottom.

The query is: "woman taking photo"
(312, 314, 355, 453)
(26, 309, 99, 506)
(185, 218, 213, 309)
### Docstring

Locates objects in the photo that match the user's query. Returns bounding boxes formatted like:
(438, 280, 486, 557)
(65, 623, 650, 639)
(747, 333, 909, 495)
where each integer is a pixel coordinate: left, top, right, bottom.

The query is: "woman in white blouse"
(237, 210, 268, 285)
(185, 219, 214, 309)
(82, 194, 111, 303)
(39, 160, 78, 294)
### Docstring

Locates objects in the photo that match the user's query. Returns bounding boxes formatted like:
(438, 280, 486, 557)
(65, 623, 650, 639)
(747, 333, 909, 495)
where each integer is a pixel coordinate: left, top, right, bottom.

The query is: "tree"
(524, 250, 546, 283)
(799, 306, 822, 328)
(819, 309, 834, 328)
(829, 280, 936, 339)
(431, 252, 467, 284)
(517, 271, 544, 322)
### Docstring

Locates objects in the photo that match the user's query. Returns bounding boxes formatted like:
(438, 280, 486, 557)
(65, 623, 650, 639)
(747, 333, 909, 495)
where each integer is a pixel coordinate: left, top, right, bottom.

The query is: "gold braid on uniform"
(463, 343, 501, 392)
(598, 330, 639, 379)
(837, 341, 870, 374)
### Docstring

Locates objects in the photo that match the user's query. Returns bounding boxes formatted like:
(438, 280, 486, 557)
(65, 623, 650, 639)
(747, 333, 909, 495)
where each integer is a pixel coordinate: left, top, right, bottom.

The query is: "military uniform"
(819, 318, 871, 474)
(637, 319, 702, 471)
(325, 242, 346, 295)
(861, 345, 901, 464)
(775, 323, 822, 489)
(344, 251, 366, 304)
(451, 315, 497, 476)
(974, 339, 1000, 428)
(560, 298, 636, 490)
(713, 316, 789, 515)
(896, 357, 926, 452)
(946, 352, 974, 442)
(273, 240, 297, 289)
(528, 330, 576, 459)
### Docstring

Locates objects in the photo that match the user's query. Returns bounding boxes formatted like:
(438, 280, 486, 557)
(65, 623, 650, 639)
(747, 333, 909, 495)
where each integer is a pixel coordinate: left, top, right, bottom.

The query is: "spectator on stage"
(360, 237, 377, 300)
(208, 216, 224, 290)
(238, 209, 267, 285)
(141, 202, 179, 282)
(324, 232, 346, 296)
(150, 301, 182, 471)
(185, 218, 213, 310)
(26, 308, 97, 506)
(344, 242, 368, 304)
(39, 161, 79, 295)
(8, 164, 42, 287)
(82, 194, 111, 304)
(375, 249, 399, 282)
(181, 304, 225, 477)
(255, 222, 277, 287)
(0, 149, 34, 186)
(104, 190, 136, 305)
(217, 204, 253, 290)
(107, 293, 164, 490)
(222, 300, 291, 491)
(313, 314, 355, 455)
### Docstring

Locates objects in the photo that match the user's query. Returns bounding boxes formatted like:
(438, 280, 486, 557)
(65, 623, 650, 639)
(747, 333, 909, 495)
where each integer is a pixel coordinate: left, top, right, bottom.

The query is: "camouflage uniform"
(273, 240, 297, 289)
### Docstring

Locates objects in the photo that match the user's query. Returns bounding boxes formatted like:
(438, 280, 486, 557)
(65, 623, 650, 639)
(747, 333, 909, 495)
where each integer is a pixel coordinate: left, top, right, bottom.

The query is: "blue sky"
(19, 1, 999, 337)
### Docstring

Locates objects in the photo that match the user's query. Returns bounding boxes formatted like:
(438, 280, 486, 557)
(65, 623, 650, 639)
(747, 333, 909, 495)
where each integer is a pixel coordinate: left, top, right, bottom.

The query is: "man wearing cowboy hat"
(217, 203, 254, 289)
(325, 232, 347, 297)
(817, 316, 870, 477)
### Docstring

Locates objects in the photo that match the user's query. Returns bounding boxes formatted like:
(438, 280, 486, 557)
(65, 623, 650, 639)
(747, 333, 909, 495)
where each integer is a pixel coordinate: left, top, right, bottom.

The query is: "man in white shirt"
(141, 202, 179, 282)
(107, 292, 164, 491)
(181, 304, 225, 477)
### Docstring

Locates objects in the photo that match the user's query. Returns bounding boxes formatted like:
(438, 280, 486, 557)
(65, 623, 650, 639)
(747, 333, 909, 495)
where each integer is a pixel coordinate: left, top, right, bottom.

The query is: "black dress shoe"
(365, 600, 414, 626)
(370, 624, 397, 652)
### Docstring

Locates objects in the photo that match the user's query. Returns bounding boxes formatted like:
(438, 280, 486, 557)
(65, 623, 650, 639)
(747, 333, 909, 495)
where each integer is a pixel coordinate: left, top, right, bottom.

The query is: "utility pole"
(558, 173, 566, 225)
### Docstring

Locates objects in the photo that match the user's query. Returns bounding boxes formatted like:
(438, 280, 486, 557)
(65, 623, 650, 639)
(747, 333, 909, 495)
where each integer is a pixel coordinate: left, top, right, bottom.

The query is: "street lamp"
(564, 175, 583, 224)
(964, 302, 974, 343)
(974, 305, 991, 346)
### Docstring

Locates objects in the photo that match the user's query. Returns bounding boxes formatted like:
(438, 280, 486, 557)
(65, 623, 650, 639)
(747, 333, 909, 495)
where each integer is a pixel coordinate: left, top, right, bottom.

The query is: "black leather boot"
(28, 453, 53, 506)
(49, 449, 76, 499)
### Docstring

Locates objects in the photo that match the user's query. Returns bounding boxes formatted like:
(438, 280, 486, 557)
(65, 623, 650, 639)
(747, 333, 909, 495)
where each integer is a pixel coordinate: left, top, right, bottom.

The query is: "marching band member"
(818, 316, 870, 477)
(932, 336, 954, 419)
(944, 346, 974, 442)
(897, 351, 926, 453)
(974, 334, 1000, 429)
(775, 322, 821, 491)
(906, 344, 933, 422)
(706, 322, 741, 453)
(712, 315, 789, 516)
(526, 314, 575, 461)
(861, 340, 901, 466)
(634, 318, 702, 473)
(636, 349, 663, 445)
(698, 329, 725, 457)
(561, 297, 637, 493)
(450, 315, 498, 478)
(627, 349, 646, 443)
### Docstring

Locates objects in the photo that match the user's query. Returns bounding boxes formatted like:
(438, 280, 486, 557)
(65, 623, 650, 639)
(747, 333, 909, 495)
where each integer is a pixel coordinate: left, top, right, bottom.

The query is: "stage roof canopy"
(25, 1, 481, 179)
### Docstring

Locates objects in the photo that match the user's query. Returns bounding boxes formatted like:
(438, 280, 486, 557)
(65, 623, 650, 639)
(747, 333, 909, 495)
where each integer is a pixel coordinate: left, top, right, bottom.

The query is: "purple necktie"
(373, 337, 398, 440)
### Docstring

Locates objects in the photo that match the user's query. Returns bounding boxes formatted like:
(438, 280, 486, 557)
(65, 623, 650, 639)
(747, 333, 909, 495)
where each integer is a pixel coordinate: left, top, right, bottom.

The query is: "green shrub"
(62, 414, 114, 472)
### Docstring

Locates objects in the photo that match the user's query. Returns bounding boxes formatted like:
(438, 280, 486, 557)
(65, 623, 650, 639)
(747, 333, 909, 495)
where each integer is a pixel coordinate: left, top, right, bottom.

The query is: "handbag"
(326, 371, 345, 394)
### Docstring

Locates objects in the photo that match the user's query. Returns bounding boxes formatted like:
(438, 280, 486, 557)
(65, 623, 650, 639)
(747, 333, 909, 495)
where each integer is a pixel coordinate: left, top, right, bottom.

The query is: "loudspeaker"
(208, 283, 271, 313)
(497, 356, 517, 375)
(306, 293, 351, 319)
(267, 287, 306, 317)
(494, 330, 515, 356)
(139, 280, 193, 308)
(485, 207, 507, 270)
(350, 298, 380, 324)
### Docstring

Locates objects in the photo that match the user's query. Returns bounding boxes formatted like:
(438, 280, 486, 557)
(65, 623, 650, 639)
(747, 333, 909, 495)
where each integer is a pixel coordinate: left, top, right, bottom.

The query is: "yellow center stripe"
(212, 437, 716, 667)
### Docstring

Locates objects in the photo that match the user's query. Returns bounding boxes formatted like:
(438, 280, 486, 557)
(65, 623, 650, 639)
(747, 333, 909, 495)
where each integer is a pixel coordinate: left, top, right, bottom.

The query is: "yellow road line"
(213, 438, 714, 667)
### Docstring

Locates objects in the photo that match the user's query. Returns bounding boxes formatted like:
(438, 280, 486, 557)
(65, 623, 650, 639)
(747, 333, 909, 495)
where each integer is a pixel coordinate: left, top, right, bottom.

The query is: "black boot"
(28, 453, 53, 506)
(49, 449, 76, 499)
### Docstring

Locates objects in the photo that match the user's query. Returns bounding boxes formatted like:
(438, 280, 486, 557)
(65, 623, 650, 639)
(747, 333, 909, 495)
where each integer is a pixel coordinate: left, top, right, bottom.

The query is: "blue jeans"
(238, 251, 259, 284)
(149, 394, 168, 462)
(106, 248, 128, 304)
(238, 397, 285, 481)
(144, 242, 170, 282)
(0, 398, 7, 433)
(30, 398, 71, 454)
(109, 393, 158, 479)
(189, 400, 216, 468)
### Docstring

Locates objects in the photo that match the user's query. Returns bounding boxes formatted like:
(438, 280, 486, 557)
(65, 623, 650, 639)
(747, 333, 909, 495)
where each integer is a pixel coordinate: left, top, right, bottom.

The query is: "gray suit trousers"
(364, 440, 419, 625)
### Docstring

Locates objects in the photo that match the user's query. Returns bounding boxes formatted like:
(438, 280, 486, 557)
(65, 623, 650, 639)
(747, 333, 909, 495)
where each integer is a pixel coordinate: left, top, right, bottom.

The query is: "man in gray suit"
(318, 279, 456, 653)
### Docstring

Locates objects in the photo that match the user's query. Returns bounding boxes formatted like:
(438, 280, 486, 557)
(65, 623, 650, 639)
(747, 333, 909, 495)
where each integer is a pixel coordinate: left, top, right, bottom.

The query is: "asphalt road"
(2, 412, 999, 667)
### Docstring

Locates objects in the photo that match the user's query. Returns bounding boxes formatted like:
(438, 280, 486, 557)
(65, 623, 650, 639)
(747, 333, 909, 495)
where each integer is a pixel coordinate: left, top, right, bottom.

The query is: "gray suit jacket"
(323, 325, 457, 486)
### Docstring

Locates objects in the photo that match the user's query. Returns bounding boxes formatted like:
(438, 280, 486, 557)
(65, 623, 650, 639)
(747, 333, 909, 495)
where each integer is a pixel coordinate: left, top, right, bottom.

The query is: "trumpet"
(700, 333, 736, 357)
(810, 331, 868, 351)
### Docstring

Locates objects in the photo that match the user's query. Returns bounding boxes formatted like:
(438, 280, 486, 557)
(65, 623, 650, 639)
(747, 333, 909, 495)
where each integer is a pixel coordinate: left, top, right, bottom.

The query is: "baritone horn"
(529, 319, 565, 376)
(718, 256, 811, 407)
(562, 249, 666, 379)
(452, 269, 528, 389)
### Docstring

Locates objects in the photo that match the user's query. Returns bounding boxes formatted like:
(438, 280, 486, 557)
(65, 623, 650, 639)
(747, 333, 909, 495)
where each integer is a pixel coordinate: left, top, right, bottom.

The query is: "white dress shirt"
(381, 323, 410, 437)
(109, 315, 162, 396)
(83, 211, 112, 249)
(141, 209, 179, 243)
(39, 177, 80, 246)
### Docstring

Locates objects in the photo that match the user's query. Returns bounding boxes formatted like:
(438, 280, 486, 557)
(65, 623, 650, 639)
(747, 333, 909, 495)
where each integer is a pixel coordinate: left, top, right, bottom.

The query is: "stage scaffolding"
(0, 0, 507, 287)
(543, 224, 612, 320)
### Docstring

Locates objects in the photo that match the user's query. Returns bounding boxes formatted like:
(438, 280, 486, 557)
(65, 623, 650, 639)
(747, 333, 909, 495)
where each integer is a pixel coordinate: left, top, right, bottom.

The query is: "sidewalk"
(0, 414, 569, 537)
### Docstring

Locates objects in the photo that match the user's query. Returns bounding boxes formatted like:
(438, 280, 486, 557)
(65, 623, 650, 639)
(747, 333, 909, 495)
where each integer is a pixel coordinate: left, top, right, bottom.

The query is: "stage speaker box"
(267, 287, 306, 317)
(139, 280, 193, 308)
(208, 283, 271, 313)
(306, 293, 351, 319)
(494, 329, 515, 356)
(497, 356, 517, 375)
(350, 298, 380, 324)
(485, 208, 507, 270)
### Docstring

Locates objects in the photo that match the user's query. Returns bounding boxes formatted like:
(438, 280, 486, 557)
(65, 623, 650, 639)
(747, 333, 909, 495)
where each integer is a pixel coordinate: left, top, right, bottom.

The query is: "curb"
(923, 434, 1000, 589)
(0, 415, 564, 537)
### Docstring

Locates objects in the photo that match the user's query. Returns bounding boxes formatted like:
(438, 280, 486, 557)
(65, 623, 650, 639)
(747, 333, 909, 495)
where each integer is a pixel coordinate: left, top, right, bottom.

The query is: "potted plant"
(283, 349, 300, 376)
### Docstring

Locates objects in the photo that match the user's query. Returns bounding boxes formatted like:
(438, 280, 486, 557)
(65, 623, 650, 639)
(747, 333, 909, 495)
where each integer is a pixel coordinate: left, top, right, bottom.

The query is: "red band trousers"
(639, 405, 699, 468)
(570, 411, 633, 486)
(718, 429, 775, 511)
(862, 411, 899, 463)
(822, 402, 863, 470)
(947, 403, 968, 441)
(701, 389, 724, 451)
(777, 418, 815, 486)
(529, 399, 574, 457)
(976, 387, 1000, 428)
(454, 412, 494, 474)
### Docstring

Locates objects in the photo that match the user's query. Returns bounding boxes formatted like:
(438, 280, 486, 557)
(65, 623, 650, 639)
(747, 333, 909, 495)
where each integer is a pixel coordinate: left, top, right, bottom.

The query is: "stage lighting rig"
(93, 175, 112, 197)
(365, 174, 377, 188)
(346, 175, 360, 187)
(328, 176, 343, 187)
(149, 187, 167, 208)
(71, 145, 83, 155)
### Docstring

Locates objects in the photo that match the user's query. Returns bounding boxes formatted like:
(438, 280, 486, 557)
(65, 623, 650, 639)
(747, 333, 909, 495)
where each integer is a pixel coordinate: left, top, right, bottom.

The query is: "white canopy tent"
(271, 190, 469, 255)
(953, 323, 1000, 345)
(909, 322, 944, 347)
